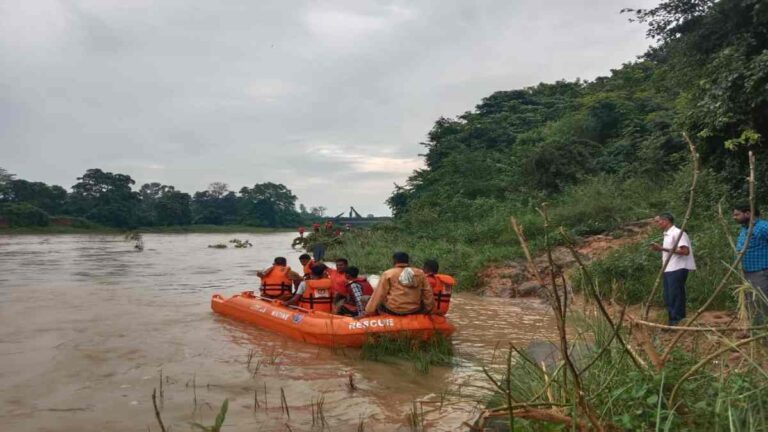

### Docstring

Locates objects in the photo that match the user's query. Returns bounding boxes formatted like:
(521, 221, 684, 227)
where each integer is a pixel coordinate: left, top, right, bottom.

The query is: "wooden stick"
(482, 407, 588, 431)
(642, 132, 699, 319)
(630, 317, 767, 332)
(151, 388, 167, 432)
(659, 151, 757, 368)
(559, 228, 644, 369)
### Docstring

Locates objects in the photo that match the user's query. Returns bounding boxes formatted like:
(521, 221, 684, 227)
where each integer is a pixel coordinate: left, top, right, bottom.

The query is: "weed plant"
(480, 314, 768, 431)
(360, 333, 454, 374)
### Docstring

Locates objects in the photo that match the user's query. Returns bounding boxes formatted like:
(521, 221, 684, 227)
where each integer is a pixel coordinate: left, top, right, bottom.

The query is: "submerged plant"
(191, 398, 228, 432)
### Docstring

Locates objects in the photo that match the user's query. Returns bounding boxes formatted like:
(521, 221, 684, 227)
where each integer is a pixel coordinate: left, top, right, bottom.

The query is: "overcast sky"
(1, 0, 658, 216)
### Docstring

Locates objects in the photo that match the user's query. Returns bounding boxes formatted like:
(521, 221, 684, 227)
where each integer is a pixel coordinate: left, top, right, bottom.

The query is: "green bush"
(549, 175, 667, 236)
(0, 203, 50, 227)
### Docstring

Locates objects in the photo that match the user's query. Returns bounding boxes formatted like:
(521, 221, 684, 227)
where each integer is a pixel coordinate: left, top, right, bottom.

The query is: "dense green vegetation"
(327, 2, 768, 429)
(0, 167, 316, 229)
(328, 0, 767, 308)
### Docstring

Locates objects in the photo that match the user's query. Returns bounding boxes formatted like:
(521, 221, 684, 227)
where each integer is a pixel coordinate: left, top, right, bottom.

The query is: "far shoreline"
(0, 224, 295, 235)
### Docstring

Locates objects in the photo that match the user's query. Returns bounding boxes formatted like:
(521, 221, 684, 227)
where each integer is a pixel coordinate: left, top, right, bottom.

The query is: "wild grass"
(479, 313, 768, 431)
(360, 333, 454, 374)
(473, 150, 768, 431)
(191, 399, 229, 432)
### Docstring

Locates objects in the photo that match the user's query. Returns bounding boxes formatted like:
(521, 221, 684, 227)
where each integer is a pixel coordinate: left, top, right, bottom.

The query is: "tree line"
(0, 167, 316, 228)
(387, 0, 767, 221)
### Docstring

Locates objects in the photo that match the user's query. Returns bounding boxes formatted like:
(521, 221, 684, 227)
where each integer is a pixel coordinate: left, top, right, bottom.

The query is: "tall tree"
(155, 190, 192, 226)
(7, 180, 67, 214)
(238, 182, 300, 227)
(138, 182, 181, 225)
(191, 183, 237, 225)
(0, 167, 16, 201)
(68, 168, 140, 227)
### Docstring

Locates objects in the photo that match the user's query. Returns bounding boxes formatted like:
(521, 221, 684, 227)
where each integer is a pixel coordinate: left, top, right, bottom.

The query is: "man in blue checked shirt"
(733, 203, 768, 328)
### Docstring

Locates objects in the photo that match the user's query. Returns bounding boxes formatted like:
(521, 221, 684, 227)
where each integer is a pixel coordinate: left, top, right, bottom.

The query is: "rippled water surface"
(0, 233, 557, 431)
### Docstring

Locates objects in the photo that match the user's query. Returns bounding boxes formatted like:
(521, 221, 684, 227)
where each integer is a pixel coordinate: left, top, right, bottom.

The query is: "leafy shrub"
(0, 203, 50, 227)
(550, 175, 666, 236)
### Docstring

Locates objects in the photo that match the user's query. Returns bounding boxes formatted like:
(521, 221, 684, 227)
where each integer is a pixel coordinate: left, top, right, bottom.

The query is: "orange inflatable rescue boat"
(211, 291, 455, 347)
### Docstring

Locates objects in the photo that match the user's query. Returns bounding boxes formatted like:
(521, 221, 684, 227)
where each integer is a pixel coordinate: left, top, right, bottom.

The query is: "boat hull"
(211, 292, 455, 347)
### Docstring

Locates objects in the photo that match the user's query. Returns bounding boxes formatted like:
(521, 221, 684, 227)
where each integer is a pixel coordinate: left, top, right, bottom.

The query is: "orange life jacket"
(301, 260, 316, 278)
(427, 274, 455, 315)
(340, 278, 374, 313)
(328, 269, 347, 296)
(260, 265, 294, 299)
(299, 278, 333, 312)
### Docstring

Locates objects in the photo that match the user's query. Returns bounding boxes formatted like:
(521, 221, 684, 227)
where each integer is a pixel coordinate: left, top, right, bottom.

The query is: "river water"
(0, 232, 557, 431)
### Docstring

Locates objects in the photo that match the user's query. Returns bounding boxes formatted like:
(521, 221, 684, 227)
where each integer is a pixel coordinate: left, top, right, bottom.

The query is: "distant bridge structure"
(331, 206, 391, 227)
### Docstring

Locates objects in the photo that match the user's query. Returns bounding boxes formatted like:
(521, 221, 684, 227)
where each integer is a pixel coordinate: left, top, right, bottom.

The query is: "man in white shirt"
(650, 212, 696, 326)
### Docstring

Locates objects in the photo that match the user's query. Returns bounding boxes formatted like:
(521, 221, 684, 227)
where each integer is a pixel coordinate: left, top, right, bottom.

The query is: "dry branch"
(658, 151, 757, 368)
(512, 212, 604, 431)
(481, 407, 588, 431)
(642, 133, 700, 319)
(668, 332, 768, 405)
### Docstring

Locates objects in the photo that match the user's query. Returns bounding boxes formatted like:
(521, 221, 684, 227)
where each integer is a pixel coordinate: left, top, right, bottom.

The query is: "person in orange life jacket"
(422, 259, 455, 315)
(365, 252, 435, 316)
(326, 258, 349, 294)
(284, 264, 333, 312)
(256, 257, 302, 300)
(334, 266, 374, 317)
(298, 253, 315, 279)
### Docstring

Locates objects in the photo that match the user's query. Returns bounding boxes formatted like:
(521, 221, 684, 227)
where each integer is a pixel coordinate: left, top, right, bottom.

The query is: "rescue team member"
(365, 252, 435, 316)
(326, 258, 349, 294)
(423, 259, 455, 315)
(298, 253, 315, 279)
(298, 226, 305, 238)
(284, 264, 333, 312)
(334, 266, 373, 317)
(256, 257, 302, 300)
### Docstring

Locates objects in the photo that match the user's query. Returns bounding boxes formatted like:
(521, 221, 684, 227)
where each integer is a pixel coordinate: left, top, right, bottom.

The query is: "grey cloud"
(0, 0, 659, 215)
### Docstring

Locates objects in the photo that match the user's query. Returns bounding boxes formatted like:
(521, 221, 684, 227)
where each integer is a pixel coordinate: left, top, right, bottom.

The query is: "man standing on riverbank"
(650, 212, 696, 326)
(733, 203, 768, 328)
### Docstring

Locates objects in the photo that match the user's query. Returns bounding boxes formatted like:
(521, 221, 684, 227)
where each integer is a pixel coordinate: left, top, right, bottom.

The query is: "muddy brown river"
(0, 233, 557, 431)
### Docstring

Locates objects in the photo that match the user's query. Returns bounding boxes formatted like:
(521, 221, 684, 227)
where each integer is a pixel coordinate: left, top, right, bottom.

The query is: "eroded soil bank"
(479, 220, 652, 299)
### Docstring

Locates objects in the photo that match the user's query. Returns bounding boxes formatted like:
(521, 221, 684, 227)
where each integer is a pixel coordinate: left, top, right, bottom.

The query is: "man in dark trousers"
(733, 203, 768, 330)
(650, 212, 696, 326)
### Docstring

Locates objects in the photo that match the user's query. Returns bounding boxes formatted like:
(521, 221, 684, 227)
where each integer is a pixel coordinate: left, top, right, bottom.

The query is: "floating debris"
(229, 238, 253, 248)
